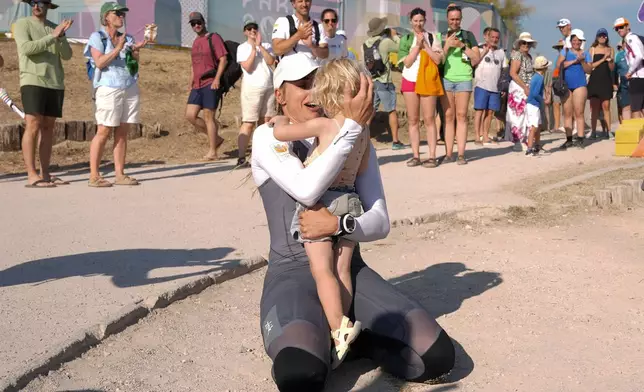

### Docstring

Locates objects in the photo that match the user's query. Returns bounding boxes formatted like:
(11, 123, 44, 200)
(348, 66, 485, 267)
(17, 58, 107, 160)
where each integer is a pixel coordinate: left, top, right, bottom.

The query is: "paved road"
(0, 135, 622, 385)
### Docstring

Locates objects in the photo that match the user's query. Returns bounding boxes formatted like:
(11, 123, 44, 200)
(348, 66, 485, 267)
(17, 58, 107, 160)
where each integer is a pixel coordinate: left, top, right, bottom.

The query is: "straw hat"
(513, 32, 537, 50)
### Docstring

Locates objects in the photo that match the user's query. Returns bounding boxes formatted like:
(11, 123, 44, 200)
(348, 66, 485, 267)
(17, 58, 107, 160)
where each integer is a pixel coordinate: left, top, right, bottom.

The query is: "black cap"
(188, 11, 205, 23)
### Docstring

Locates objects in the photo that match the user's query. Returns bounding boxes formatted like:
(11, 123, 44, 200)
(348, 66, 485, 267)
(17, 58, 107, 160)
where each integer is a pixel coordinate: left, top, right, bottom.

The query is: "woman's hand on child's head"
(343, 74, 374, 126)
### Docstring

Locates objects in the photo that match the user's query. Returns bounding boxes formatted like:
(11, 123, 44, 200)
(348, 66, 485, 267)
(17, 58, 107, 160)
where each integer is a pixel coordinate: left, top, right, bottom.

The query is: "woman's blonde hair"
(311, 58, 369, 118)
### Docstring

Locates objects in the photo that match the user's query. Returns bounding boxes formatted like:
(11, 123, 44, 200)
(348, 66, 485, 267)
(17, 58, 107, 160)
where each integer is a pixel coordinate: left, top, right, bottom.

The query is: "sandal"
(88, 177, 112, 188)
(114, 175, 139, 186)
(330, 316, 362, 369)
(421, 158, 438, 168)
(406, 157, 421, 167)
(48, 176, 70, 185)
(457, 155, 468, 165)
(442, 155, 454, 164)
(25, 179, 56, 188)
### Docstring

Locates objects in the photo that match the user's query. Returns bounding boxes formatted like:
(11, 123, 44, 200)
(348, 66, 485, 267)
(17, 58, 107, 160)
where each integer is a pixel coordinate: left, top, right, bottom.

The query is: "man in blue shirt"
(526, 56, 551, 156)
(615, 43, 631, 122)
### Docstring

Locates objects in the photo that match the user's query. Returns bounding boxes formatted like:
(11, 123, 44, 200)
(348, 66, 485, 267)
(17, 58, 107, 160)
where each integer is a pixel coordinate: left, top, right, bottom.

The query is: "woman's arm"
(273, 117, 334, 142)
(426, 33, 444, 65)
(509, 58, 528, 92)
(581, 51, 592, 74)
(403, 41, 421, 68)
(259, 44, 275, 66)
(240, 45, 257, 73)
(344, 142, 390, 242)
(608, 48, 615, 72)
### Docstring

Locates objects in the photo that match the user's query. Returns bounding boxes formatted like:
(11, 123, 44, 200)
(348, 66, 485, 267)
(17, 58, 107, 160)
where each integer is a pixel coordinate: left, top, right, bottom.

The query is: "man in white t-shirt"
(236, 20, 277, 167)
(557, 18, 585, 50)
(615, 17, 644, 118)
(272, 0, 328, 62)
(320, 8, 347, 61)
(473, 27, 507, 145)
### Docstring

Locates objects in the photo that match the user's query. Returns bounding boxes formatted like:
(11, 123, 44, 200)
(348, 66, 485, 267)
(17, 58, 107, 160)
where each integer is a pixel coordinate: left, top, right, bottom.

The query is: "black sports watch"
(337, 214, 356, 236)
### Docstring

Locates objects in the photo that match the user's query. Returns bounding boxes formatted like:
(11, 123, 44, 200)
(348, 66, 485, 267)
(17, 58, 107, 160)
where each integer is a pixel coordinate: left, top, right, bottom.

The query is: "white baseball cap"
(557, 18, 571, 27)
(273, 53, 320, 89)
(570, 28, 586, 41)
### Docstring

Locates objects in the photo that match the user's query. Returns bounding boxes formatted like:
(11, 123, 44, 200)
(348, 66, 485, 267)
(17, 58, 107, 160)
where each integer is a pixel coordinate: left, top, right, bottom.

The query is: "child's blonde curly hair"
(311, 58, 370, 118)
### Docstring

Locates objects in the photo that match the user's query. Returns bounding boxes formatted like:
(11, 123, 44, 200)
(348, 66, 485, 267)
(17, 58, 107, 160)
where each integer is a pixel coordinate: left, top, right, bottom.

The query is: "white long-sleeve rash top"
(250, 119, 390, 243)
(625, 32, 644, 78)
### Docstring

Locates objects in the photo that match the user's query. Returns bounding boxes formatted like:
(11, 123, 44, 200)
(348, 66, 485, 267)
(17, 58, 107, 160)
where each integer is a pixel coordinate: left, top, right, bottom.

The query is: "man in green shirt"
(364, 17, 403, 150)
(13, 0, 73, 188)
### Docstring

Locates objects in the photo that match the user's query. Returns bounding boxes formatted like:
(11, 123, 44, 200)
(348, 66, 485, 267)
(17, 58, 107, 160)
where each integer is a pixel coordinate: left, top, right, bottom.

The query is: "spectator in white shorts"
(236, 20, 276, 167)
(84, 2, 147, 187)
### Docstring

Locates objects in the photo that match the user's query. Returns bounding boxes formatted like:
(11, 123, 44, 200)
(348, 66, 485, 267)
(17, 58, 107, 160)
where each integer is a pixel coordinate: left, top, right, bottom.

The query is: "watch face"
(346, 215, 356, 231)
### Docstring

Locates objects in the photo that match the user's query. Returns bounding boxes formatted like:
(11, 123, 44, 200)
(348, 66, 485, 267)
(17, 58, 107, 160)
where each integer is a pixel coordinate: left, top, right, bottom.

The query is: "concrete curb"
(0, 255, 267, 392)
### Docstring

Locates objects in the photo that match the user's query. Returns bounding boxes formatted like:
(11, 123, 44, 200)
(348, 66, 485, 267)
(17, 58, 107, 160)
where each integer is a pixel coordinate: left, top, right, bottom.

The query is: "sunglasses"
(484, 56, 500, 65)
(245, 26, 258, 31)
(323, 18, 337, 24)
(447, 5, 462, 12)
(614, 25, 626, 31)
(32, 1, 51, 8)
(520, 41, 532, 46)
(190, 20, 203, 27)
(112, 10, 126, 17)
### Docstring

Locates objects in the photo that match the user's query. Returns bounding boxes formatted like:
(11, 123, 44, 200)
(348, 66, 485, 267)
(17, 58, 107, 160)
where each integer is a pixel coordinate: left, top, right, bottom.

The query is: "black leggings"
(259, 248, 456, 391)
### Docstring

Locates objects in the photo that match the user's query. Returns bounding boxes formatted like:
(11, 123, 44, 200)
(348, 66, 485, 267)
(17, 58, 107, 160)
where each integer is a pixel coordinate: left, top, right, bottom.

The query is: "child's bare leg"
(305, 241, 345, 331)
(334, 239, 356, 315)
(527, 126, 537, 149)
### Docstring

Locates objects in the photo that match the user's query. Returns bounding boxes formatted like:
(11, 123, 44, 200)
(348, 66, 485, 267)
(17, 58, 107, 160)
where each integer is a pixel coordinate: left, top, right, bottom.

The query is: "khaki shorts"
(95, 84, 141, 127)
(241, 84, 276, 123)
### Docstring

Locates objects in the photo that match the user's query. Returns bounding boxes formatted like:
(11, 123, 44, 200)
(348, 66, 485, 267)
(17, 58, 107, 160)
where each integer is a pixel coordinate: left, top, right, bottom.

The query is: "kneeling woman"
(250, 53, 455, 391)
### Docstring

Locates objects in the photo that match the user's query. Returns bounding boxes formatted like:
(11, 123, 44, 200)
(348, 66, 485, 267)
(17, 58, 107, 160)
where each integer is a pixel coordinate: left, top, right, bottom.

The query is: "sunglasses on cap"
(447, 4, 462, 12)
(323, 18, 337, 24)
(190, 20, 203, 27)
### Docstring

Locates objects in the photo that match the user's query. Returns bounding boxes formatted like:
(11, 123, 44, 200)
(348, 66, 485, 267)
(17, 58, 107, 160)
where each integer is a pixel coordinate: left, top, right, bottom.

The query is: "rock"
(575, 196, 597, 207)
(465, 224, 473, 230)
(65, 120, 85, 141)
(0, 123, 22, 151)
(85, 121, 97, 141)
(621, 179, 643, 196)
(608, 185, 634, 206)
(594, 189, 612, 207)
(53, 120, 66, 144)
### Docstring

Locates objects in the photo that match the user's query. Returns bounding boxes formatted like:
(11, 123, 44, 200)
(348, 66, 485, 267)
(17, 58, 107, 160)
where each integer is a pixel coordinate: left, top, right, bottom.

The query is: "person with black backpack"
(614, 17, 644, 118)
(271, 0, 329, 62)
(185, 11, 228, 161)
(363, 17, 402, 150)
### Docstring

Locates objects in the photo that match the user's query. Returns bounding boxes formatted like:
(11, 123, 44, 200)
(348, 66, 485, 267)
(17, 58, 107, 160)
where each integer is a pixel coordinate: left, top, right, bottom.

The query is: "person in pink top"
(185, 11, 228, 160)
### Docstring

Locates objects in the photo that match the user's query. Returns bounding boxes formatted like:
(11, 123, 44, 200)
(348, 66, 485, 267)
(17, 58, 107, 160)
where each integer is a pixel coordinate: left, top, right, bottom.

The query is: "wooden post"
(0, 123, 22, 151)
(594, 189, 612, 207)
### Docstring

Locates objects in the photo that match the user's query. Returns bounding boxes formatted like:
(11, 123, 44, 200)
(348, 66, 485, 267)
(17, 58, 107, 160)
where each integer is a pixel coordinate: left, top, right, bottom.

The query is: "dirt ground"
(20, 196, 644, 392)
(0, 39, 491, 174)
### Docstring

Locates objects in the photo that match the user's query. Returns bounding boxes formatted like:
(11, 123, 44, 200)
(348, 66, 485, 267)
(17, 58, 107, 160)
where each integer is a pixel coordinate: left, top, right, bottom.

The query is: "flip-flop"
(25, 179, 56, 188)
(49, 176, 70, 185)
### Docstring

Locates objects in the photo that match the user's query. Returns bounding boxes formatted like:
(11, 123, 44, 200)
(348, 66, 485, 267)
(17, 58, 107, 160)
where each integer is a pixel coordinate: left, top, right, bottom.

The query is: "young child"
(272, 58, 371, 368)
(526, 56, 551, 156)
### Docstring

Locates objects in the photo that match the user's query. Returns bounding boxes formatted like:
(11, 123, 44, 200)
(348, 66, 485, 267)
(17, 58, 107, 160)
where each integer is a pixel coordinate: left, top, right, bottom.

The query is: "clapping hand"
(51, 19, 73, 38)
(133, 40, 148, 51)
(415, 32, 425, 48)
(255, 31, 263, 46)
(296, 21, 312, 41)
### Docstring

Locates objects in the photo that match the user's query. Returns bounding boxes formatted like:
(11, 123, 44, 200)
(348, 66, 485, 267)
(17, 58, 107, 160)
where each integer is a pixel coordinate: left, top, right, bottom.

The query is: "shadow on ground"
(327, 262, 503, 391)
(0, 247, 238, 288)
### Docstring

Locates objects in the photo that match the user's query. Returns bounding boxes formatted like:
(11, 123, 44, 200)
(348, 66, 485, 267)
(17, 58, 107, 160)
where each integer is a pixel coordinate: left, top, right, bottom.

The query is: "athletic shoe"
(392, 141, 406, 150)
(559, 139, 574, 150)
(573, 137, 585, 149)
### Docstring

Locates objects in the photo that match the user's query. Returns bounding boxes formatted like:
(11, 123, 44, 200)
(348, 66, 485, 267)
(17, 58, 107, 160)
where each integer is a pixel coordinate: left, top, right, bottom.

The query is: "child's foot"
(330, 316, 362, 369)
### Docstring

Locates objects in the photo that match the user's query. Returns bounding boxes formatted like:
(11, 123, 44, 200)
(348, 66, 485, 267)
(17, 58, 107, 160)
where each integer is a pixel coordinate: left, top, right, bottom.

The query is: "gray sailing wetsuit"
(251, 122, 455, 391)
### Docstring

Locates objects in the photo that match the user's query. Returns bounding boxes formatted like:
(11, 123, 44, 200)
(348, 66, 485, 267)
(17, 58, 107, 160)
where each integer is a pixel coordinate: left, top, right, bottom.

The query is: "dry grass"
(0, 39, 484, 174)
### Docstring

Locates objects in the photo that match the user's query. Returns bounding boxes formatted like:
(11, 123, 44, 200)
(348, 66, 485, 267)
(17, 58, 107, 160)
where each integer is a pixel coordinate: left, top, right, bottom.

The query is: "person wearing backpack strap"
(440, 3, 480, 166)
(615, 17, 644, 118)
(185, 11, 227, 161)
(83, 2, 147, 187)
(236, 20, 276, 168)
(271, 0, 328, 62)
(363, 16, 402, 150)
